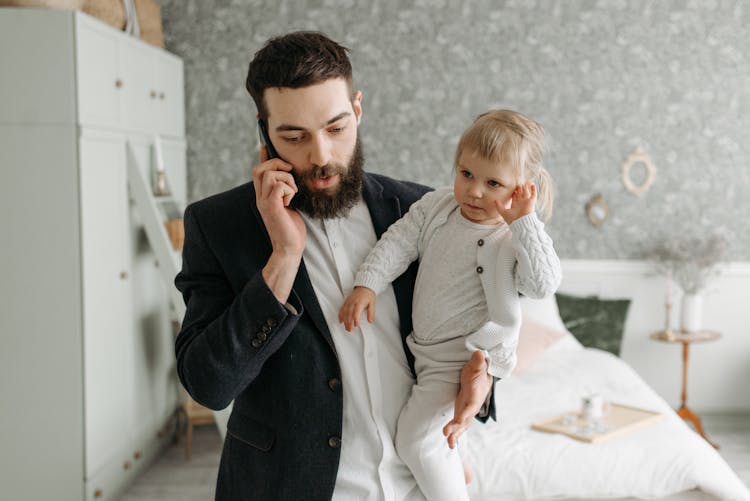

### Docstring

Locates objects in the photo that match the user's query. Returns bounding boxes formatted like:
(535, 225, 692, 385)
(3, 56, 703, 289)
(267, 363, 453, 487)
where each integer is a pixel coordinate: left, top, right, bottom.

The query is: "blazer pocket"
(226, 410, 276, 452)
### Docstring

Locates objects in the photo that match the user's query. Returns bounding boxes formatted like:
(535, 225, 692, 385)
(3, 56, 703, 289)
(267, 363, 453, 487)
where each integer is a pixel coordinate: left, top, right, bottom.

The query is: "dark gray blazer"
(174, 173, 493, 500)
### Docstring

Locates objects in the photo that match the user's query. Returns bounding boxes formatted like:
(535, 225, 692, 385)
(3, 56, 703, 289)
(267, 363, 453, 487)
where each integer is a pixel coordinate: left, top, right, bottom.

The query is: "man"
(174, 31, 494, 500)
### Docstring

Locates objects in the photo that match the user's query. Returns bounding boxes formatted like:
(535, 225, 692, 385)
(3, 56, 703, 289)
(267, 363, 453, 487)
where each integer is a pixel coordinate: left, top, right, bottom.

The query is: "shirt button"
(251, 338, 262, 348)
(476, 266, 484, 274)
(328, 436, 341, 449)
(328, 378, 341, 391)
(478, 239, 484, 246)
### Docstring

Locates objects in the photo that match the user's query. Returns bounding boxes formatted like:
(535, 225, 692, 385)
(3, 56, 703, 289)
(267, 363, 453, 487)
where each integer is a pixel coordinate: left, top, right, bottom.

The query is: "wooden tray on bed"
(531, 403, 664, 444)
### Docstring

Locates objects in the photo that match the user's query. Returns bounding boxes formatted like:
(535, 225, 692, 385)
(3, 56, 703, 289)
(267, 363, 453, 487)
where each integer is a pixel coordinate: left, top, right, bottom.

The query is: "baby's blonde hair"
(454, 109, 554, 220)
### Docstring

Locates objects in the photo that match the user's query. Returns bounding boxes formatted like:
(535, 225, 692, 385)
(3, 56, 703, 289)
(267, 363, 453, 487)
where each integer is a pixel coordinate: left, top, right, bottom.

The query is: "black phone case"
(258, 119, 279, 159)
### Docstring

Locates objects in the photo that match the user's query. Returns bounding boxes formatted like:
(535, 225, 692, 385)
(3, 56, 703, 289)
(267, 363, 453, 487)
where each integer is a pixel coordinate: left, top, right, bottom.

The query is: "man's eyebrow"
(275, 111, 351, 132)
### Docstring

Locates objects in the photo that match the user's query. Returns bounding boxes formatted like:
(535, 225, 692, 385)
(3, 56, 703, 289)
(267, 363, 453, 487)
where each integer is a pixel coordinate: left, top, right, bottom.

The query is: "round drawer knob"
(123, 460, 132, 470)
(115, 79, 123, 88)
(94, 489, 103, 498)
(134, 450, 142, 460)
(150, 90, 157, 98)
(120, 271, 128, 280)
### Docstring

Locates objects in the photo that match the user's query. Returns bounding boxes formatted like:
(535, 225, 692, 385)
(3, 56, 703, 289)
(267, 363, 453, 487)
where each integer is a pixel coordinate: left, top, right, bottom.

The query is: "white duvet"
(464, 337, 750, 500)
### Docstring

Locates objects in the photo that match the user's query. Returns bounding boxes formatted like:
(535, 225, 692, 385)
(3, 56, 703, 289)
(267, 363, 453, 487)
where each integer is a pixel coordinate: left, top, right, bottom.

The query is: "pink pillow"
(514, 318, 566, 374)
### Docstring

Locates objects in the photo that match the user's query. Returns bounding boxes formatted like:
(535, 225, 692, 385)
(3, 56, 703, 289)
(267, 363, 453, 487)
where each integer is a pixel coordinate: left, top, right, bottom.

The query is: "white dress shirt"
(300, 198, 426, 501)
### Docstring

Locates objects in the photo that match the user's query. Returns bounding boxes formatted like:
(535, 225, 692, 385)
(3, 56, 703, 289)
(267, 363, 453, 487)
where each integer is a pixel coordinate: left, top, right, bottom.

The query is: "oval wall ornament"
(622, 147, 656, 196)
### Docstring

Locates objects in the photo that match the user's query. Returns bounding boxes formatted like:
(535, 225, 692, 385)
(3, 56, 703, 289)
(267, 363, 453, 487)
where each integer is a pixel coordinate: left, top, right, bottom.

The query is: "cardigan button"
(328, 378, 341, 391)
(476, 266, 484, 274)
(328, 436, 341, 449)
(477, 239, 484, 246)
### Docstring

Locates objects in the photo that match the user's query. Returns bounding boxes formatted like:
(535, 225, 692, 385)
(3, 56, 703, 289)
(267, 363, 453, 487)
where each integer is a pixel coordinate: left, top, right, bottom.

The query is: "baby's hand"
(338, 286, 376, 332)
(496, 181, 536, 224)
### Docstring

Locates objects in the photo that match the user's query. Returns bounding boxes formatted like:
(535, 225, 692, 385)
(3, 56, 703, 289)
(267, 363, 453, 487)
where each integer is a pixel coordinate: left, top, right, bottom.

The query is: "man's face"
(263, 78, 364, 218)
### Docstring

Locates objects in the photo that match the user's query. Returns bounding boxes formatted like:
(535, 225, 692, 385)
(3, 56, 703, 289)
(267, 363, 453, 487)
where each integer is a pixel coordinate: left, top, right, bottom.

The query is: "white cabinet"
(0, 8, 185, 501)
(75, 12, 185, 137)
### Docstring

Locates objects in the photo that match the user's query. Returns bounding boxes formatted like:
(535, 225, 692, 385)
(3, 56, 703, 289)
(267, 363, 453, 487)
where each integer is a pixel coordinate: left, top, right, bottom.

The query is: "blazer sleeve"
(174, 203, 303, 410)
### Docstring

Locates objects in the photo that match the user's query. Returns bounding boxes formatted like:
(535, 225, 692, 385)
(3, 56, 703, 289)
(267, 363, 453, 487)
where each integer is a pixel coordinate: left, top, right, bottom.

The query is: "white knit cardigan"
(355, 187, 562, 378)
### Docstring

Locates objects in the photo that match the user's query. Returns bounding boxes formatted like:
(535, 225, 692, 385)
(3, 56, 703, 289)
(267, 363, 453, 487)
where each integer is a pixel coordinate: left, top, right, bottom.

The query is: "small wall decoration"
(585, 194, 609, 227)
(621, 147, 656, 196)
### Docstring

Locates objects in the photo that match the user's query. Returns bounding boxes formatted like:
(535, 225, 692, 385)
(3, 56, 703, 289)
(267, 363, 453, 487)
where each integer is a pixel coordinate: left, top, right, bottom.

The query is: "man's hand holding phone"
(253, 144, 306, 304)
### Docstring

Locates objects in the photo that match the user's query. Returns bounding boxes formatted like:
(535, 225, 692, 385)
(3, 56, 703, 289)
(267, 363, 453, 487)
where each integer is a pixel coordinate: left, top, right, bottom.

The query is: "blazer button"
(257, 331, 268, 341)
(328, 436, 341, 449)
(266, 319, 276, 328)
(477, 239, 484, 246)
(262, 324, 271, 334)
(251, 338, 262, 348)
(476, 266, 484, 274)
(328, 378, 341, 391)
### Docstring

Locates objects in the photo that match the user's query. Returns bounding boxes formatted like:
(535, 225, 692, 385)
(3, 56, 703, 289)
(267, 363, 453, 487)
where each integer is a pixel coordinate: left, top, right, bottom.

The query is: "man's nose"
(309, 133, 332, 167)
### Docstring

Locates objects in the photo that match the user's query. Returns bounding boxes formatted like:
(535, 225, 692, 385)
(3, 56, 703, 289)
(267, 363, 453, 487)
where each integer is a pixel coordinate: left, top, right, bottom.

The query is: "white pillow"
(519, 295, 583, 354)
(519, 295, 568, 333)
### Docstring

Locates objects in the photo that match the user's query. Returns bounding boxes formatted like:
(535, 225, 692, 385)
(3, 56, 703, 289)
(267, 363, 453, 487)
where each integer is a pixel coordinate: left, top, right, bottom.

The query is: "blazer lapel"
(362, 173, 402, 239)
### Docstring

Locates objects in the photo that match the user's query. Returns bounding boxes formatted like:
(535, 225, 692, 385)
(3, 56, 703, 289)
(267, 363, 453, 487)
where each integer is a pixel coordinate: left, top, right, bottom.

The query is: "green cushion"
(555, 293, 631, 356)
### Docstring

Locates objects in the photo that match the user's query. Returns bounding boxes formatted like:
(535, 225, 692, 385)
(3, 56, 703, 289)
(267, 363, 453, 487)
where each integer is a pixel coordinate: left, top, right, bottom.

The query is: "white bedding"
(464, 337, 750, 500)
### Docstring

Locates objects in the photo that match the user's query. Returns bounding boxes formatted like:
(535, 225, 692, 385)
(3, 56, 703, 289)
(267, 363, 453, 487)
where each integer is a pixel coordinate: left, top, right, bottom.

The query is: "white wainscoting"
(559, 260, 750, 413)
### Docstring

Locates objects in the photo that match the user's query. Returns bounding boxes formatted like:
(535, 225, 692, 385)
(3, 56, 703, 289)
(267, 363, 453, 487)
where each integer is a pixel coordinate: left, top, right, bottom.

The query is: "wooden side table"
(650, 329, 721, 449)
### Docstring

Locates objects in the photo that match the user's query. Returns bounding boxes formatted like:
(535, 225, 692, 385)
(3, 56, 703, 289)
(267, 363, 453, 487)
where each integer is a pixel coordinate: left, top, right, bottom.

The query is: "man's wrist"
(262, 252, 302, 304)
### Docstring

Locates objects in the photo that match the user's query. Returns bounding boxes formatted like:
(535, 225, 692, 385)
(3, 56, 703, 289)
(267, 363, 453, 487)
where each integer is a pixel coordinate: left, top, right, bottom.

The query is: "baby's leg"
(396, 379, 469, 501)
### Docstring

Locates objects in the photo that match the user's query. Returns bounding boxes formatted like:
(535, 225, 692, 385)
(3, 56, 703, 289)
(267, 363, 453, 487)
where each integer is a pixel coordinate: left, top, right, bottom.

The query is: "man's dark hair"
(246, 31, 353, 120)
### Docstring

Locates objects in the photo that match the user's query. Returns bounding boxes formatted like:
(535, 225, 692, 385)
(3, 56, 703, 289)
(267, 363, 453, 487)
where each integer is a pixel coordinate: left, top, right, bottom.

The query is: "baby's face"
(453, 150, 517, 225)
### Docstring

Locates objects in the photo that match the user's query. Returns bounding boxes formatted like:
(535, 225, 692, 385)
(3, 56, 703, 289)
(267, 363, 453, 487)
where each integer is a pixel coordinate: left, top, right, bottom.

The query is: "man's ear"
(352, 90, 363, 125)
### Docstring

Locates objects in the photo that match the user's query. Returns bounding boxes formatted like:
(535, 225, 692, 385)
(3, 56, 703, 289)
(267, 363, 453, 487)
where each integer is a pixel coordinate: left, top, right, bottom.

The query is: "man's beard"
(289, 137, 364, 219)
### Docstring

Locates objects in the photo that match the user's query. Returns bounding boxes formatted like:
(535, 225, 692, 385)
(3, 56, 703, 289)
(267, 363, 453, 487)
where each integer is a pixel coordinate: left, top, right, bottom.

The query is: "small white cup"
(581, 394, 608, 422)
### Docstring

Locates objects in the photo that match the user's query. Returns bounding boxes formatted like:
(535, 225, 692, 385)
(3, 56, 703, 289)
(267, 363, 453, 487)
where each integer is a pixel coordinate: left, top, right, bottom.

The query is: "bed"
(463, 296, 750, 500)
(208, 295, 749, 500)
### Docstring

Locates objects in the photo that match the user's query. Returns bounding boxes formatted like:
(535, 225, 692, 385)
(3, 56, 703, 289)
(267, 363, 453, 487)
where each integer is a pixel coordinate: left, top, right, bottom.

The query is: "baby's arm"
(495, 182, 562, 298)
(337, 190, 434, 329)
(339, 287, 375, 332)
(510, 212, 562, 298)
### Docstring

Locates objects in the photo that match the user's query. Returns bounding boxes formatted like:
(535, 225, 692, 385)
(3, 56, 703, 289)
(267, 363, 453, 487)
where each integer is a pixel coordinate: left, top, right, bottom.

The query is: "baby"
(339, 110, 562, 500)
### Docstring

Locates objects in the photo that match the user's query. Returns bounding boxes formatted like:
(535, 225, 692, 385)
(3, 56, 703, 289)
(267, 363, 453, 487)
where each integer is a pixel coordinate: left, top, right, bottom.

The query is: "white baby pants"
(396, 335, 470, 501)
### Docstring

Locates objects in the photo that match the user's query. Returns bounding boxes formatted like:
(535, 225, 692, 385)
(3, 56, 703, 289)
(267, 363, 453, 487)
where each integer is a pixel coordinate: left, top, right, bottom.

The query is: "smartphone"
(257, 119, 279, 160)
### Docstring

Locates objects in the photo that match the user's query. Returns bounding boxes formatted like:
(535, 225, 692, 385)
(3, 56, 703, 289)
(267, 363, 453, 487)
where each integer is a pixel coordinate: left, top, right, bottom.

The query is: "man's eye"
(283, 136, 301, 143)
(329, 126, 345, 134)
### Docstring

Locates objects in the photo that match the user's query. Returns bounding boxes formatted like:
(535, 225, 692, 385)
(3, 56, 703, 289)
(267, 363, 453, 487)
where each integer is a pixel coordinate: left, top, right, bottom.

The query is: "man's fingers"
(260, 170, 297, 201)
(269, 181, 295, 208)
(252, 158, 294, 192)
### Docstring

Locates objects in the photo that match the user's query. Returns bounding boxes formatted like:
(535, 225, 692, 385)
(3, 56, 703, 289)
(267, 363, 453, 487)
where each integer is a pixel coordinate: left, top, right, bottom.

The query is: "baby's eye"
(461, 170, 472, 178)
(487, 180, 502, 188)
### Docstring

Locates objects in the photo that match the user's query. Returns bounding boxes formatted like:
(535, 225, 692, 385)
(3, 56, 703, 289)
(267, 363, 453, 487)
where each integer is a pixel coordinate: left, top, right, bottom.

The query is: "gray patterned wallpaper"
(158, 0, 750, 260)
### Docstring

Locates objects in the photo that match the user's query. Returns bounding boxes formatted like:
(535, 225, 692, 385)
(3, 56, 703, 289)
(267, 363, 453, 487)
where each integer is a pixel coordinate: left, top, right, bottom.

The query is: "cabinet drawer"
(156, 52, 185, 137)
(76, 13, 121, 128)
